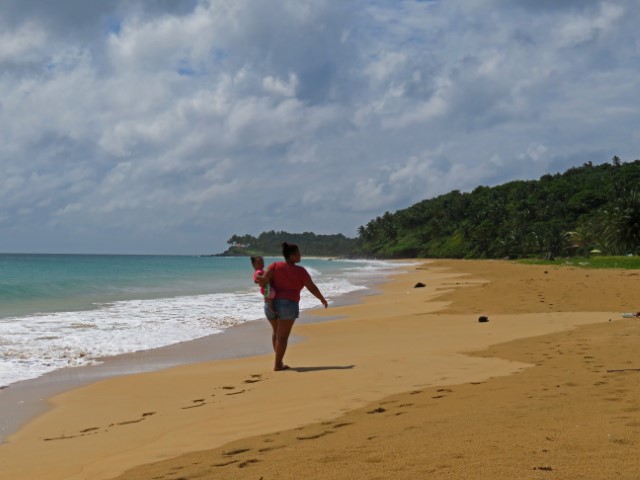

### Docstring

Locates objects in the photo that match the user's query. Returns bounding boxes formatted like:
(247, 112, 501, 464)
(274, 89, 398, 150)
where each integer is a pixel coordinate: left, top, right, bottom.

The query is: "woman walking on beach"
(259, 242, 328, 371)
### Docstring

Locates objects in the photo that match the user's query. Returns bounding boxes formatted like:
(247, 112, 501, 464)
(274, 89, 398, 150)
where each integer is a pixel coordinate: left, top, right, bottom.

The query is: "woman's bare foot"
(274, 364, 290, 371)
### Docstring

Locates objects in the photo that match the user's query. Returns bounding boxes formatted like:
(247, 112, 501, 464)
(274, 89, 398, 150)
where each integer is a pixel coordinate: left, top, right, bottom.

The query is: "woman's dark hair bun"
(281, 241, 299, 259)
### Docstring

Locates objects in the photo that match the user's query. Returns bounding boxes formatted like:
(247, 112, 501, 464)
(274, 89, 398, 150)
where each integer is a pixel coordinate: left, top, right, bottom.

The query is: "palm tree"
(600, 190, 640, 254)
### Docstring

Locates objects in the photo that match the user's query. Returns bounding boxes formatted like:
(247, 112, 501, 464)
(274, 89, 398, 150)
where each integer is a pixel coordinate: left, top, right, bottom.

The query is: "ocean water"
(0, 254, 405, 388)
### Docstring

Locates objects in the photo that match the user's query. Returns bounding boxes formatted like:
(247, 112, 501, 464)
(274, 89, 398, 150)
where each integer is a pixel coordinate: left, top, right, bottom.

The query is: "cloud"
(0, 22, 48, 63)
(0, 0, 639, 254)
(554, 3, 624, 47)
(262, 73, 298, 97)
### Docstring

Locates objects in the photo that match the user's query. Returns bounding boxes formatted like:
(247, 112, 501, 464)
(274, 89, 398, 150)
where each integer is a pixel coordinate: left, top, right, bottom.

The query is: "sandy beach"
(1, 259, 640, 479)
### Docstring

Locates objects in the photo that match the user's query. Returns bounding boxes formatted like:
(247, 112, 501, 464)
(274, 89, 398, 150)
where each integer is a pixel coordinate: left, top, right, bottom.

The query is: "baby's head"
(250, 256, 264, 270)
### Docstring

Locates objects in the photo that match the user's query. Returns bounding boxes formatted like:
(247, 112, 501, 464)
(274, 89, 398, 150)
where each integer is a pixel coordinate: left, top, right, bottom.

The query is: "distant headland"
(212, 231, 359, 258)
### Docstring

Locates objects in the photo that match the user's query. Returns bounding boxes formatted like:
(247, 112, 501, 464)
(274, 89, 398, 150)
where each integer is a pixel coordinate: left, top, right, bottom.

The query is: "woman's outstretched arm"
(304, 279, 328, 308)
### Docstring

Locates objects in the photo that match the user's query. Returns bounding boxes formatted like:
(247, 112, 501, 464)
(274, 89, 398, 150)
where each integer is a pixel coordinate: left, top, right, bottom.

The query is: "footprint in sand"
(432, 388, 453, 399)
(223, 447, 251, 456)
(213, 448, 262, 468)
(79, 427, 100, 433)
(44, 427, 101, 441)
(367, 407, 386, 414)
(213, 459, 239, 467)
(44, 434, 77, 441)
(226, 389, 246, 396)
(332, 422, 352, 428)
(44, 412, 157, 441)
(107, 412, 156, 428)
(182, 399, 207, 410)
(259, 445, 286, 453)
(297, 431, 334, 440)
(209, 448, 253, 467)
(181, 378, 260, 407)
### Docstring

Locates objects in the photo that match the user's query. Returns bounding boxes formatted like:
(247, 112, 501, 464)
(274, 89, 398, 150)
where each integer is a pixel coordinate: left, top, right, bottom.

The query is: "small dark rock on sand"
(414, 282, 426, 288)
(478, 316, 489, 323)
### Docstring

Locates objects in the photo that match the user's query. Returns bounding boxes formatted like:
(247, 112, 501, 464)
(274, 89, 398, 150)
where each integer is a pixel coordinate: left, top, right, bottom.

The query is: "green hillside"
(356, 157, 640, 259)
(224, 157, 640, 260)
(222, 231, 357, 257)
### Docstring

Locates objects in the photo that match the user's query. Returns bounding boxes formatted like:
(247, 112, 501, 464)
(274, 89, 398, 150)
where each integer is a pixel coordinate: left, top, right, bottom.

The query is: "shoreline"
(0, 272, 385, 444)
(1, 259, 638, 479)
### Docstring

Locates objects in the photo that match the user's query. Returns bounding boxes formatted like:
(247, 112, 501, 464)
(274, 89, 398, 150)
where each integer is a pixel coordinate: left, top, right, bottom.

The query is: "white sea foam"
(0, 291, 257, 387)
(0, 259, 408, 387)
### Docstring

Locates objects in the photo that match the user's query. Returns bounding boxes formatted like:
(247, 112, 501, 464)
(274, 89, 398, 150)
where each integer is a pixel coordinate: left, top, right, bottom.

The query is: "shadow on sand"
(290, 365, 355, 373)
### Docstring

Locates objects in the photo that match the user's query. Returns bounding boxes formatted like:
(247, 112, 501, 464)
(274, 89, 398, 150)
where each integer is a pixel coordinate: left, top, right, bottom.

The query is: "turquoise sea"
(0, 254, 403, 387)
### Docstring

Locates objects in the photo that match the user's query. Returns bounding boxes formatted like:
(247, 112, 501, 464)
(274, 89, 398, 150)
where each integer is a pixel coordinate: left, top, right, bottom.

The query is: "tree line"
(357, 157, 640, 259)
(225, 157, 640, 259)
(224, 230, 357, 257)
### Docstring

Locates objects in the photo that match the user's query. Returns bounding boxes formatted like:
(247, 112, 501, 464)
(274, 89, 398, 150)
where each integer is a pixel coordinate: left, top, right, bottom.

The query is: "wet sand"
(1, 259, 639, 479)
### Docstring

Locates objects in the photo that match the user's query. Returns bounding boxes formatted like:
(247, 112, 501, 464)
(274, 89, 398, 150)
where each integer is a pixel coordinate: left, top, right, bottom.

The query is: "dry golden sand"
(1, 259, 640, 479)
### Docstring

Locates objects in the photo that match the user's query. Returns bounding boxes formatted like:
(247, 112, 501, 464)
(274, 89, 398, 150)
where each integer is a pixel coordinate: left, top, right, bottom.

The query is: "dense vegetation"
(224, 158, 640, 260)
(356, 157, 640, 259)
(223, 231, 357, 257)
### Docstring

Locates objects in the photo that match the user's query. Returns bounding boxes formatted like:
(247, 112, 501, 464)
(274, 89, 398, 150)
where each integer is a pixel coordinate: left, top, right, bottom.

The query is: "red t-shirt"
(268, 261, 311, 302)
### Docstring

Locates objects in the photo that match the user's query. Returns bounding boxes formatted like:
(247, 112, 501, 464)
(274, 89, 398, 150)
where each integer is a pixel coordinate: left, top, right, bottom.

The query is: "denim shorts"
(264, 298, 300, 320)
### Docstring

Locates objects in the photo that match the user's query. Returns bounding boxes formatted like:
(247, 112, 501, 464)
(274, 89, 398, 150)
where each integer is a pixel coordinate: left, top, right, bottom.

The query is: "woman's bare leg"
(267, 318, 277, 351)
(274, 319, 295, 371)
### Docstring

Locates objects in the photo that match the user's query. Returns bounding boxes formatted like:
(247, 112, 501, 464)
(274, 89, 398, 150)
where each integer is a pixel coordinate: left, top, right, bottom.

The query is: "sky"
(1, 0, 639, 254)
